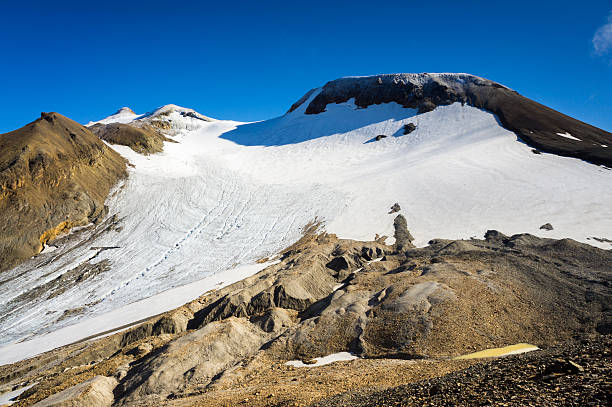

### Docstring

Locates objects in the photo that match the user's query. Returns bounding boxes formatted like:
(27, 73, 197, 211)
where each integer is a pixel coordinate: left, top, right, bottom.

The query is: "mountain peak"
(287, 72, 611, 166)
(115, 107, 135, 115)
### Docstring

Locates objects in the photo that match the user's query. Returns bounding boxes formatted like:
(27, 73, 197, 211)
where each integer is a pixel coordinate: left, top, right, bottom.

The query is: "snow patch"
(285, 352, 358, 367)
(556, 132, 581, 141)
(0, 383, 37, 405)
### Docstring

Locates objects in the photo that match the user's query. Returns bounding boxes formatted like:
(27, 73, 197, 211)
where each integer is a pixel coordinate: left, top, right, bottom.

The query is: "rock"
(326, 256, 350, 272)
(365, 134, 388, 143)
(484, 230, 508, 242)
(393, 215, 415, 251)
(382, 282, 455, 314)
(152, 310, 190, 335)
(33, 376, 118, 407)
(540, 223, 554, 231)
(117, 318, 271, 404)
(388, 203, 401, 214)
(403, 123, 416, 135)
(417, 100, 437, 113)
(251, 308, 294, 333)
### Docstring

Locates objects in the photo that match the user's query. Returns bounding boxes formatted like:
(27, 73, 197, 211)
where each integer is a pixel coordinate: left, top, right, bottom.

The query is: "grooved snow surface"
(1, 98, 611, 365)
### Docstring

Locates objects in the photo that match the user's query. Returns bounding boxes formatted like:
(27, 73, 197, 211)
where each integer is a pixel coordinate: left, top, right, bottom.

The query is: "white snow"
(285, 352, 358, 367)
(86, 107, 140, 126)
(1, 97, 611, 366)
(602, 144, 608, 148)
(0, 383, 37, 405)
(556, 132, 581, 141)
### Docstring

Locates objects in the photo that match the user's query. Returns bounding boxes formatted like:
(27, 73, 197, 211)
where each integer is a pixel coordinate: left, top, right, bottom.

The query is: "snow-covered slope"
(1, 81, 611, 365)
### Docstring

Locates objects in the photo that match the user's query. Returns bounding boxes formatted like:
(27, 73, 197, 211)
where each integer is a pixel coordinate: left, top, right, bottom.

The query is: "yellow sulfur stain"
(39, 221, 75, 246)
(454, 343, 539, 360)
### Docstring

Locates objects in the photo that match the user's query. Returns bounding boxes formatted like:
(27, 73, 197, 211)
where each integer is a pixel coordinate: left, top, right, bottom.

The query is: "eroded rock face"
(0, 112, 127, 272)
(116, 318, 272, 404)
(32, 375, 117, 407)
(393, 214, 414, 251)
(295, 73, 612, 166)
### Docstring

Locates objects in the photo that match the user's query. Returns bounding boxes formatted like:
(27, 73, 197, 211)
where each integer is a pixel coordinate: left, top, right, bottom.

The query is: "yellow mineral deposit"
(454, 343, 539, 360)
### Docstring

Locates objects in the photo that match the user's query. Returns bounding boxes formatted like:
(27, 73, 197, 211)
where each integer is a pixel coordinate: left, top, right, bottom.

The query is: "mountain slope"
(292, 73, 612, 166)
(0, 74, 610, 367)
(0, 112, 127, 273)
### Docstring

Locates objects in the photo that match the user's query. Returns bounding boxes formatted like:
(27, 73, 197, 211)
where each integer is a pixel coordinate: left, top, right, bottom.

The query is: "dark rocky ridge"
(292, 73, 611, 166)
(0, 112, 127, 273)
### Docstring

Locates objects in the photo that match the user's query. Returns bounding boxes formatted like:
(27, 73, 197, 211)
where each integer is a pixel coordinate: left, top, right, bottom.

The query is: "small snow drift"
(286, 352, 359, 367)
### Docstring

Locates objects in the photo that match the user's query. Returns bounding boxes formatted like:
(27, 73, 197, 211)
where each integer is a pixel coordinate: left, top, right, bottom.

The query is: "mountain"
(0, 112, 127, 273)
(290, 73, 612, 166)
(0, 73, 610, 406)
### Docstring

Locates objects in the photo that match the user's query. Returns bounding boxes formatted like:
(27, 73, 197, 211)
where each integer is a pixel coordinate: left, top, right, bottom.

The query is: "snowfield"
(1, 90, 611, 365)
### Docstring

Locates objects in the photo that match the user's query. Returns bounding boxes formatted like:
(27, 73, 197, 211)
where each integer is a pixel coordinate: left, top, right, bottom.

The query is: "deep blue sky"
(1, 1, 611, 133)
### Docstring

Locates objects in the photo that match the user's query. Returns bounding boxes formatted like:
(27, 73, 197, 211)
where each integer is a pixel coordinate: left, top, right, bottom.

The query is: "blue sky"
(1, 1, 611, 133)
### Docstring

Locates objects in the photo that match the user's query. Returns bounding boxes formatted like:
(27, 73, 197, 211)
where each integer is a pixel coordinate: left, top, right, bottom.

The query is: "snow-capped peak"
(86, 104, 214, 128)
(115, 107, 135, 115)
(143, 104, 214, 122)
(87, 107, 141, 126)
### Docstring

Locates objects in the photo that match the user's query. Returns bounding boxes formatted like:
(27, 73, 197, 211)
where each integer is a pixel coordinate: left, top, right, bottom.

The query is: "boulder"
(33, 376, 117, 407)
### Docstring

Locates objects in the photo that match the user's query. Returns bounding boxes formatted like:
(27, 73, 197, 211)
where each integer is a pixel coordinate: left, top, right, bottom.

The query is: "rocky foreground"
(316, 336, 611, 406)
(0, 217, 610, 406)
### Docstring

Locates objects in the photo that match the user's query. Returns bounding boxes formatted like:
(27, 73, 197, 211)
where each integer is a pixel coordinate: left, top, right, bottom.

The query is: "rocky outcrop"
(32, 376, 117, 407)
(0, 112, 127, 272)
(117, 318, 272, 404)
(89, 123, 174, 155)
(393, 214, 414, 250)
(295, 73, 612, 166)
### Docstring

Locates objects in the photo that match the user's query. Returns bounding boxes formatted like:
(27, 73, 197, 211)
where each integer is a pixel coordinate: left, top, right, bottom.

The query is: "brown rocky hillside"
(0, 112, 127, 273)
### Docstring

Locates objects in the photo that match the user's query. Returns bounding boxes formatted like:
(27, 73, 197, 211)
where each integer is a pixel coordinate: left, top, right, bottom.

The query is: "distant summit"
(114, 107, 135, 115)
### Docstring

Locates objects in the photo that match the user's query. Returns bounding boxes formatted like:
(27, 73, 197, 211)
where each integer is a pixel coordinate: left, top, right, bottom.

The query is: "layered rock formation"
(291, 74, 612, 166)
(0, 113, 126, 273)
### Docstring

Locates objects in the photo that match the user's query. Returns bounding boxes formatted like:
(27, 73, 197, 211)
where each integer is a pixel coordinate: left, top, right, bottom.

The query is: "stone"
(388, 203, 401, 214)
(403, 123, 416, 135)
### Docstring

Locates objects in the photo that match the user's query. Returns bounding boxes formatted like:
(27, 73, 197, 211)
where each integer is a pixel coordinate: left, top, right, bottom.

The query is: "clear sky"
(1, 1, 611, 133)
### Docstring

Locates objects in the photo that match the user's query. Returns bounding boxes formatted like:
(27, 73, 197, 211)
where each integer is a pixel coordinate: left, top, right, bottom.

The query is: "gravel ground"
(313, 335, 611, 406)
